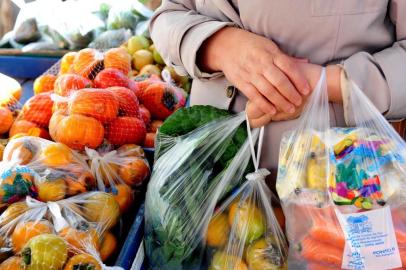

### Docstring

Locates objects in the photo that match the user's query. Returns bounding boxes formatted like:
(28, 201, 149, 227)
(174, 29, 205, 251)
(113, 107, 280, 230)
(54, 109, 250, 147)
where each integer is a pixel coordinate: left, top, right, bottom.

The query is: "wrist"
(326, 65, 343, 103)
(197, 26, 239, 73)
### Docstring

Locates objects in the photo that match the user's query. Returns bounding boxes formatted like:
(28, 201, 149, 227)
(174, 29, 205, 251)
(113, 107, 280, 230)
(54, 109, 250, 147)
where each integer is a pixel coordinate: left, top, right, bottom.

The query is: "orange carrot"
(300, 237, 343, 267)
(307, 262, 341, 270)
(308, 224, 345, 249)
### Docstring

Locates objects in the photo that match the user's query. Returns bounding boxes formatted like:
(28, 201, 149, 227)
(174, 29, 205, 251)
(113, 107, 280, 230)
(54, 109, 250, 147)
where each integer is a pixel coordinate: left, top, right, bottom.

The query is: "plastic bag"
(145, 109, 258, 269)
(0, 136, 95, 206)
(0, 191, 121, 269)
(276, 68, 406, 269)
(86, 144, 150, 191)
(204, 121, 288, 270)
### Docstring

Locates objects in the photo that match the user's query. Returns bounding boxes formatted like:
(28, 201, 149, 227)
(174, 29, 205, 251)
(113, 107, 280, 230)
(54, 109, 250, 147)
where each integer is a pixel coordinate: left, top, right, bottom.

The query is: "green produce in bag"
(277, 68, 406, 270)
(145, 106, 288, 270)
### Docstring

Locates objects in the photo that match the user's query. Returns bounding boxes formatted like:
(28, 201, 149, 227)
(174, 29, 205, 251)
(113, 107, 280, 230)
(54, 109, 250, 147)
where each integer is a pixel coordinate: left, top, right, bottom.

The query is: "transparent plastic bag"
(0, 191, 121, 269)
(276, 68, 406, 269)
(86, 144, 150, 191)
(0, 136, 95, 206)
(204, 122, 288, 270)
(145, 109, 275, 269)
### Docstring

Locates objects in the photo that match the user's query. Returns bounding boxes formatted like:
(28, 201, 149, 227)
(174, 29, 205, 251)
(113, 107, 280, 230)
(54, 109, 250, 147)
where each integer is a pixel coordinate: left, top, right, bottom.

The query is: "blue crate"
(0, 55, 59, 79)
(115, 203, 146, 270)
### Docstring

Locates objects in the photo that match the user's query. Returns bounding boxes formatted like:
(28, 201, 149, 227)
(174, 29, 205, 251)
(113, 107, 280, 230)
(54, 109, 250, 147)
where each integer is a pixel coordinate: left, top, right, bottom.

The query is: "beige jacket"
(150, 0, 406, 169)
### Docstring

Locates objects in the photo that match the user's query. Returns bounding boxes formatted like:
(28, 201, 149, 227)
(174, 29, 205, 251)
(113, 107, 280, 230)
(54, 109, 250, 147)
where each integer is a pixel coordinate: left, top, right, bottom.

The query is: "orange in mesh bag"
(0, 192, 122, 270)
(0, 137, 95, 206)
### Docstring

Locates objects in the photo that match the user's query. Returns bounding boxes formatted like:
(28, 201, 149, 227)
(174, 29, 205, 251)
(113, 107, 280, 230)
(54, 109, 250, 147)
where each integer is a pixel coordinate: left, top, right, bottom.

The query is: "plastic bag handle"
(245, 114, 265, 171)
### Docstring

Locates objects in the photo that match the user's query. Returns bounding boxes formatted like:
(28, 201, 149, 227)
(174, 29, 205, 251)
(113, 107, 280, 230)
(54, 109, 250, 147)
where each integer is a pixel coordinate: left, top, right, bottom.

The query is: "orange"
(206, 213, 230, 247)
(100, 232, 117, 262)
(59, 224, 100, 252)
(63, 253, 101, 270)
(40, 142, 73, 167)
(33, 74, 57, 95)
(59, 52, 77, 75)
(118, 158, 150, 186)
(11, 220, 53, 253)
(0, 256, 23, 270)
(112, 184, 133, 213)
(0, 107, 13, 134)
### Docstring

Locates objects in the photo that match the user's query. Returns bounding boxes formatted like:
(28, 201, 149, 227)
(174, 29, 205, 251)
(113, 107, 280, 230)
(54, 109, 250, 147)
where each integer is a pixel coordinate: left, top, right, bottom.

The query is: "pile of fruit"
(0, 35, 188, 268)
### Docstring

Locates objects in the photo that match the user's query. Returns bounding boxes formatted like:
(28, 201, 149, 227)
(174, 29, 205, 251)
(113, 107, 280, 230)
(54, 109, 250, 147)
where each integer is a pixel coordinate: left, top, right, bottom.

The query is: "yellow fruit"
(40, 143, 73, 167)
(246, 237, 287, 270)
(209, 251, 248, 270)
(22, 234, 68, 270)
(59, 224, 100, 252)
(37, 177, 66, 202)
(228, 202, 265, 244)
(306, 155, 327, 190)
(127, 36, 150, 55)
(206, 213, 230, 247)
(83, 192, 120, 230)
(0, 201, 28, 226)
(132, 49, 153, 71)
(139, 64, 161, 76)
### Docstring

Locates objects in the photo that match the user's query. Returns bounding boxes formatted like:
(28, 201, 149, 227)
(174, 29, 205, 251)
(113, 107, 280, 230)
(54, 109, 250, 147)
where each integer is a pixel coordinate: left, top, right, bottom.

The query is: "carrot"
(396, 230, 406, 245)
(308, 224, 345, 249)
(300, 237, 343, 267)
(307, 262, 341, 270)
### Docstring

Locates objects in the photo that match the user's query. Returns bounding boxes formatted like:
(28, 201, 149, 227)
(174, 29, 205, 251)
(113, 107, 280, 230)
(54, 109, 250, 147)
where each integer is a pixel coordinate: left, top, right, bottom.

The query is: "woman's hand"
(198, 27, 311, 115)
(246, 63, 342, 127)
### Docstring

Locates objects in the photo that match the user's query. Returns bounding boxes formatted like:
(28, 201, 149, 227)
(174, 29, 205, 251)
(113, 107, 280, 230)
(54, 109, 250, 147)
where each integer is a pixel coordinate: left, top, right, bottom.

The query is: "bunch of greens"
(145, 106, 251, 270)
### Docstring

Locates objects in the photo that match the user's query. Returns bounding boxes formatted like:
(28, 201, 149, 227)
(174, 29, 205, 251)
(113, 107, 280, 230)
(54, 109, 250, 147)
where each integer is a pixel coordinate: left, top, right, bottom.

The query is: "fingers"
(246, 101, 273, 128)
(252, 73, 297, 113)
(239, 82, 276, 115)
(273, 53, 310, 95)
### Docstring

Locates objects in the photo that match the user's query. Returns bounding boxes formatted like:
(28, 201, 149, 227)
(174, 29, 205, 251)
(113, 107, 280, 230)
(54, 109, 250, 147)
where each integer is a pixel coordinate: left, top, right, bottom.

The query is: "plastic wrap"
(277, 68, 406, 269)
(0, 136, 94, 206)
(0, 191, 121, 269)
(145, 108, 288, 269)
(204, 121, 288, 270)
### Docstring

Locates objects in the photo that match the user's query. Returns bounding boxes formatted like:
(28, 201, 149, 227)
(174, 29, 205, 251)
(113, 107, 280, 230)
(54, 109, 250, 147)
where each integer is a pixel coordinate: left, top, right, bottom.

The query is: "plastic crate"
(0, 55, 59, 79)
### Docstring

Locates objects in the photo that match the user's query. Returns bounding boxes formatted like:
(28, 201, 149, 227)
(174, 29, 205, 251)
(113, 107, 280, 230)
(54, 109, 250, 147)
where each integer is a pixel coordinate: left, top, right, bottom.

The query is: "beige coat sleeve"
(343, 0, 406, 120)
(149, 0, 236, 79)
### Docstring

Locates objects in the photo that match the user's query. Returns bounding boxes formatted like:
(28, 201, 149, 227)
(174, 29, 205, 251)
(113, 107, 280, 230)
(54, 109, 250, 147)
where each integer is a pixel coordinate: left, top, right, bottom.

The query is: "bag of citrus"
(204, 124, 288, 270)
(0, 136, 95, 206)
(0, 191, 121, 269)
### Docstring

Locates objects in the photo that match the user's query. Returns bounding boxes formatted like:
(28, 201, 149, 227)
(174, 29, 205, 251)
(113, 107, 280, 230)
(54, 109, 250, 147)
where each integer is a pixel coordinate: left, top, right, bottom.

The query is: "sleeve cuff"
(180, 20, 237, 79)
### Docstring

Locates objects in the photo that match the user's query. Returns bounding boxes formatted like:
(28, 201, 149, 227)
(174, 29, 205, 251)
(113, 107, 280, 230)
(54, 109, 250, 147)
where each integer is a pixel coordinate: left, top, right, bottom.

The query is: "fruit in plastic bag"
(59, 223, 100, 252)
(54, 74, 93, 97)
(117, 157, 149, 186)
(12, 220, 53, 253)
(206, 213, 230, 247)
(36, 173, 66, 202)
(94, 68, 136, 91)
(246, 237, 287, 270)
(228, 202, 265, 244)
(0, 201, 28, 226)
(0, 108, 13, 135)
(0, 74, 22, 107)
(0, 256, 23, 270)
(9, 120, 39, 138)
(138, 105, 151, 125)
(99, 231, 117, 261)
(209, 251, 248, 270)
(133, 74, 162, 97)
(3, 137, 38, 164)
(83, 193, 120, 230)
(111, 184, 133, 213)
(104, 47, 132, 75)
(20, 93, 53, 127)
(33, 75, 57, 95)
(63, 253, 101, 270)
(49, 113, 105, 151)
(0, 166, 38, 205)
(21, 234, 68, 270)
(143, 132, 155, 148)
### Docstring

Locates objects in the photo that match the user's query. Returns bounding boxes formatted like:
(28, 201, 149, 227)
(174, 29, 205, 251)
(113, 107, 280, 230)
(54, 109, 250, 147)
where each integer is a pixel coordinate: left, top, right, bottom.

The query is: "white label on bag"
(335, 207, 401, 270)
